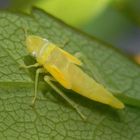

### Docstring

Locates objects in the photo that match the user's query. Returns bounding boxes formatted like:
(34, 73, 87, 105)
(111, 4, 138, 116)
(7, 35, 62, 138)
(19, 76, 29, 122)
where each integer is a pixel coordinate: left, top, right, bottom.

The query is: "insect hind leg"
(44, 75, 86, 120)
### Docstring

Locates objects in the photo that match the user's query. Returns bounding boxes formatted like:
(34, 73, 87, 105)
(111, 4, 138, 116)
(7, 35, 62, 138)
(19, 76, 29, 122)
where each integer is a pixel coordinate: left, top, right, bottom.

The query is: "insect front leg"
(20, 63, 40, 69)
(44, 75, 87, 120)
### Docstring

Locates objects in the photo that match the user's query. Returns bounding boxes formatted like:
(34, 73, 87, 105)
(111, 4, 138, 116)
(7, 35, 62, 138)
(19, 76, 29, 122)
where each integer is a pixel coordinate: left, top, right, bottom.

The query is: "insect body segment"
(25, 35, 124, 119)
(67, 64, 124, 109)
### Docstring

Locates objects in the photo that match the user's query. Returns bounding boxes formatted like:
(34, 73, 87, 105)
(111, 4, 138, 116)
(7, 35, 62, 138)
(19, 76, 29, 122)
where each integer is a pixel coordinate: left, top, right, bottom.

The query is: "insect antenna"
(22, 27, 28, 39)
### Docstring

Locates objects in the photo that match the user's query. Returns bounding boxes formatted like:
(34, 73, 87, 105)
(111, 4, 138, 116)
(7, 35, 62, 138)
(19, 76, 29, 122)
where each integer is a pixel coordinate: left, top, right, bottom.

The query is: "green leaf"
(34, 0, 111, 26)
(0, 9, 140, 140)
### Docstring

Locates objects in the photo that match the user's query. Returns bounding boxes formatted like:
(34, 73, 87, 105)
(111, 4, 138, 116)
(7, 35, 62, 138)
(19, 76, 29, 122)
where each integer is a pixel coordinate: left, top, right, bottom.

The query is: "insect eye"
(32, 51, 37, 57)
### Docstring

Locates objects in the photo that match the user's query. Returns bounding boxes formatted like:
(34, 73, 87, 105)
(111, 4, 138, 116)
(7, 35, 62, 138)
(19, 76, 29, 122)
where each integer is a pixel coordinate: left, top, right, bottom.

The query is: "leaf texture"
(0, 9, 139, 140)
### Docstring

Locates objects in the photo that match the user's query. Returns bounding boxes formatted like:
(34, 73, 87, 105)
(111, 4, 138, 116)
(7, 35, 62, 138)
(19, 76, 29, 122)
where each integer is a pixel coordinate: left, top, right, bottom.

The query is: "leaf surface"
(0, 9, 140, 140)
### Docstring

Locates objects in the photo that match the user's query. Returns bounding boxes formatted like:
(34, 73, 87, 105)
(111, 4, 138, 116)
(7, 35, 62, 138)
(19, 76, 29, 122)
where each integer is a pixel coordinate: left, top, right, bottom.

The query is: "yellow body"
(26, 35, 124, 109)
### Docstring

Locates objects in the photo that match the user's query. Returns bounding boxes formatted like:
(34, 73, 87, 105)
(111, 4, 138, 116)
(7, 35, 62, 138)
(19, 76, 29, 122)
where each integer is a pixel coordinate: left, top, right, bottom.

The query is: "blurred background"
(0, 0, 140, 64)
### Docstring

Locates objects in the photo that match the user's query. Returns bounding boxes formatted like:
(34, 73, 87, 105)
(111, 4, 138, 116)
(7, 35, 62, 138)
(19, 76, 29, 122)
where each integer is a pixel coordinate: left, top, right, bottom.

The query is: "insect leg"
(75, 52, 106, 84)
(32, 68, 45, 106)
(20, 63, 40, 69)
(58, 38, 69, 48)
(44, 75, 86, 120)
(74, 52, 83, 59)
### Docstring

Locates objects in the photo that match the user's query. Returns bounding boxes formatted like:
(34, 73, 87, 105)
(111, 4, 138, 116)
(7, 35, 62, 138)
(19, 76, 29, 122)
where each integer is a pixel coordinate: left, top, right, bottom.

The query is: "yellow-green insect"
(23, 35, 125, 119)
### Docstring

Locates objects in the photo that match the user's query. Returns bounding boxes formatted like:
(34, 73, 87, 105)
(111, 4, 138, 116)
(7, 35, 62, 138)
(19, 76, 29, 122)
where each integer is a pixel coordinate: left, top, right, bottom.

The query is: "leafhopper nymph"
(22, 35, 125, 119)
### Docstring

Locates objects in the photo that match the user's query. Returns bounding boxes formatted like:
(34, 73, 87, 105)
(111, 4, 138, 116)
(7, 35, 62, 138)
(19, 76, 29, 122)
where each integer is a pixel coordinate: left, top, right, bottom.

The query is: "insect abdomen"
(68, 64, 124, 109)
